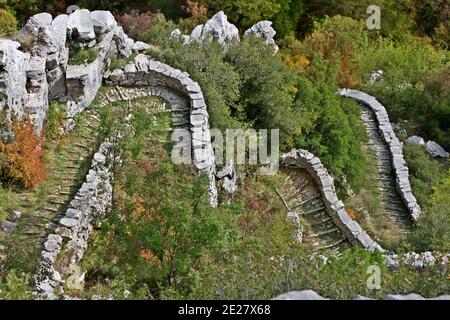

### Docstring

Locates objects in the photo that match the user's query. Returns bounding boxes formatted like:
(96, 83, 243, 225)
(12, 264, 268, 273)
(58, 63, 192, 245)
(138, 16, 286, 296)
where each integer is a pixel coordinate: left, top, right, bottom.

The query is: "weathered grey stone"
(59, 217, 78, 228)
(1, 220, 17, 235)
(90, 11, 117, 34)
(132, 41, 151, 53)
(67, 9, 96, 41)
(244, 20, 279, 52)
(190, 11, 239, 45)
(425, 140, 449, 158)
(405, 135, 425, 146)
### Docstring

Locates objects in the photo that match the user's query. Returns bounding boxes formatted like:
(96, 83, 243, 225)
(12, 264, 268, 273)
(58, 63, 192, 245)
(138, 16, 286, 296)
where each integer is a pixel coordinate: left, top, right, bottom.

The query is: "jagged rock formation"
(340, 89, 421, 222)
(280, 149, 383, 252)
(171, 11, 278, 52)
(273, 290, 450, 300)
(244, 21, 279, 52)
(0, 10, 134, 133)
(0, 40, 30, 130)
(104, 54, 218, 207)
(171, 11, 239, 46)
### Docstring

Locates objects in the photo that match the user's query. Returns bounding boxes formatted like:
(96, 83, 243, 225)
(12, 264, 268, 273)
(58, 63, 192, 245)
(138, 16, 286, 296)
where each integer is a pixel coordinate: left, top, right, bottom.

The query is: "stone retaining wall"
(104, 54, 218, 207)
(281, 149, 383, 252)
(340, 89, 421, 221)
(34, 140, 115, 299)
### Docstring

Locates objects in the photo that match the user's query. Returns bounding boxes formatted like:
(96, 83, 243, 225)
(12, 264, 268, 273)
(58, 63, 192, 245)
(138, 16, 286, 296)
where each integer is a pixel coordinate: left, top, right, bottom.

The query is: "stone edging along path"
(340, 89, 421, 221)
(34, 140, 115, 298)
(105, 54, 218, 207)
(281, 149, 383, 252)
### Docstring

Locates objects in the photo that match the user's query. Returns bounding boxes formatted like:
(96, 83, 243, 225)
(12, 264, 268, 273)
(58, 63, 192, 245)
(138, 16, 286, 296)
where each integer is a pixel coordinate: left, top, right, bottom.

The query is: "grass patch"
(69, 46, 99, 65)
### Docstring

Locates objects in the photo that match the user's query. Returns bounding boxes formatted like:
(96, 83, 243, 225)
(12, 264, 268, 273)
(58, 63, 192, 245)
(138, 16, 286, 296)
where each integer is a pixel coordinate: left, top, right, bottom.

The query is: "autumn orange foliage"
(0, 114, 46, 189)
(347, 209, 355, 220)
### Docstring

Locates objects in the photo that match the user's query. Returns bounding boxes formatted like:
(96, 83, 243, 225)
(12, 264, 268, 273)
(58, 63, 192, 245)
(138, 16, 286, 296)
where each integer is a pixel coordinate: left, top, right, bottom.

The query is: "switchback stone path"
(360, 103, 412, 232)
(0, 85, 186, 275)
(278, 168, 350, 254)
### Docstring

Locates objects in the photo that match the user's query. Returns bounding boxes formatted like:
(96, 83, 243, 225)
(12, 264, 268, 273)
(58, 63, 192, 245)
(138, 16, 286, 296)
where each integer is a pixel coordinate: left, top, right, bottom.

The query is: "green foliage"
(226, 37, 297, 149)
(360, 36, 449, 146)
(0, 270, 34, 300)
(0, 8, 18, 37)
(45, 101, 65, 141)
(69, 46, 99, 65)
(409, 172, 450, 252)
(293, 79, 368, 196)
(404, 144, 446, 207)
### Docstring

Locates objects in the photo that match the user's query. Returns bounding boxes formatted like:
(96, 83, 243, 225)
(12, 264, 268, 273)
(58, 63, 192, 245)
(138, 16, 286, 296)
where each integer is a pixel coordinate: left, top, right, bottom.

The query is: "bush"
(0, 8, 18, 38)
(0, 270, 34, 300)
(403, 144, 446, 207)
(45, 101, 65, 140)
(409, 173, 450, 252)
(115, 10, 156, 40)
(0, 114, 46, 189)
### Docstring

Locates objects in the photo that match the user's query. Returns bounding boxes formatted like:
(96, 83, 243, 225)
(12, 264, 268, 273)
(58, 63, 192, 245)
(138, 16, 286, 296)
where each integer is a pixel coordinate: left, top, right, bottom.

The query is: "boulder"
(67, 9, 96, 41)
(190, 11, 239, 45)
(244, 20, 279, 52)
(425, 140, 449, 158)
(405, 135, 425, 146)
(1, 221, 17, 235)
(90, 11, 117, 34)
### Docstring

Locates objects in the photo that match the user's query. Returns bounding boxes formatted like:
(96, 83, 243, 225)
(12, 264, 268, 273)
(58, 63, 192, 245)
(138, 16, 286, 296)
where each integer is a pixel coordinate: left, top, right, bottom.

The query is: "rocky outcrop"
(281, 149, 383, 252)
(425, 140, 449, 158)
(65, 10, 134, 126)
(175, 11, 239, 46)
(1, 10, 134, 133)
(34, 140, 115, 299)
(405, 135, 425, 146)
(340, 89, 421, 221)
(273, 290, 450, 300)
(104, 54, 218, 207)
(0, 40, 30, 130)
(244, 21, 279, 52)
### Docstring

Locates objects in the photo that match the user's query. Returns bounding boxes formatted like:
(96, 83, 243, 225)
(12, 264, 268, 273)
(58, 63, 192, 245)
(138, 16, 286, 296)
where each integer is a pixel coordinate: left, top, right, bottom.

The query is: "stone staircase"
(278, 168, 350, 254)
(360, 104, 412, 232)
(0, 109, 101, 272)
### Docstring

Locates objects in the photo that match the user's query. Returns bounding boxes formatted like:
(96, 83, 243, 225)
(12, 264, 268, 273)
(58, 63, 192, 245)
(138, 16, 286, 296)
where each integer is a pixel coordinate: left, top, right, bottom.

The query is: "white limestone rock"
(425, 140, 449, 158)
(90, 10, 117, 34)
(405, 135, 425, 146)
(67, 9, 96, 42)
(190, 11, 239, 45)
(244, 20, 279, 52)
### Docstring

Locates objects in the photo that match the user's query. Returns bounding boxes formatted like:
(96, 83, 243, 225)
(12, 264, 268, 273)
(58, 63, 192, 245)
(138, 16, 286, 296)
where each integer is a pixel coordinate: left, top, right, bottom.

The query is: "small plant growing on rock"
(15, 33, 35, 52)
(69, 46, 99, 65)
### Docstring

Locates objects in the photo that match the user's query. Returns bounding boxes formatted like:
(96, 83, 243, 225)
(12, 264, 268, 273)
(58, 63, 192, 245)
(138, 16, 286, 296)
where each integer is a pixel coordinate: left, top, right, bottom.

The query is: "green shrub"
(69, 47, 99, 65)
(45, 101, 65, 141)
(409, 172, 450, 252)
(403, 144, 446, 207)
(0, 9, 18, 38)
(0, 270, 34, 300)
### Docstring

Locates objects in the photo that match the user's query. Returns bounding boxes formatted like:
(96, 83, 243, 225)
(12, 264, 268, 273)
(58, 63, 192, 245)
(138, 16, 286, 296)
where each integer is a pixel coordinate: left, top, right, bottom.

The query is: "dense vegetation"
(0, 0, 449, 299)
